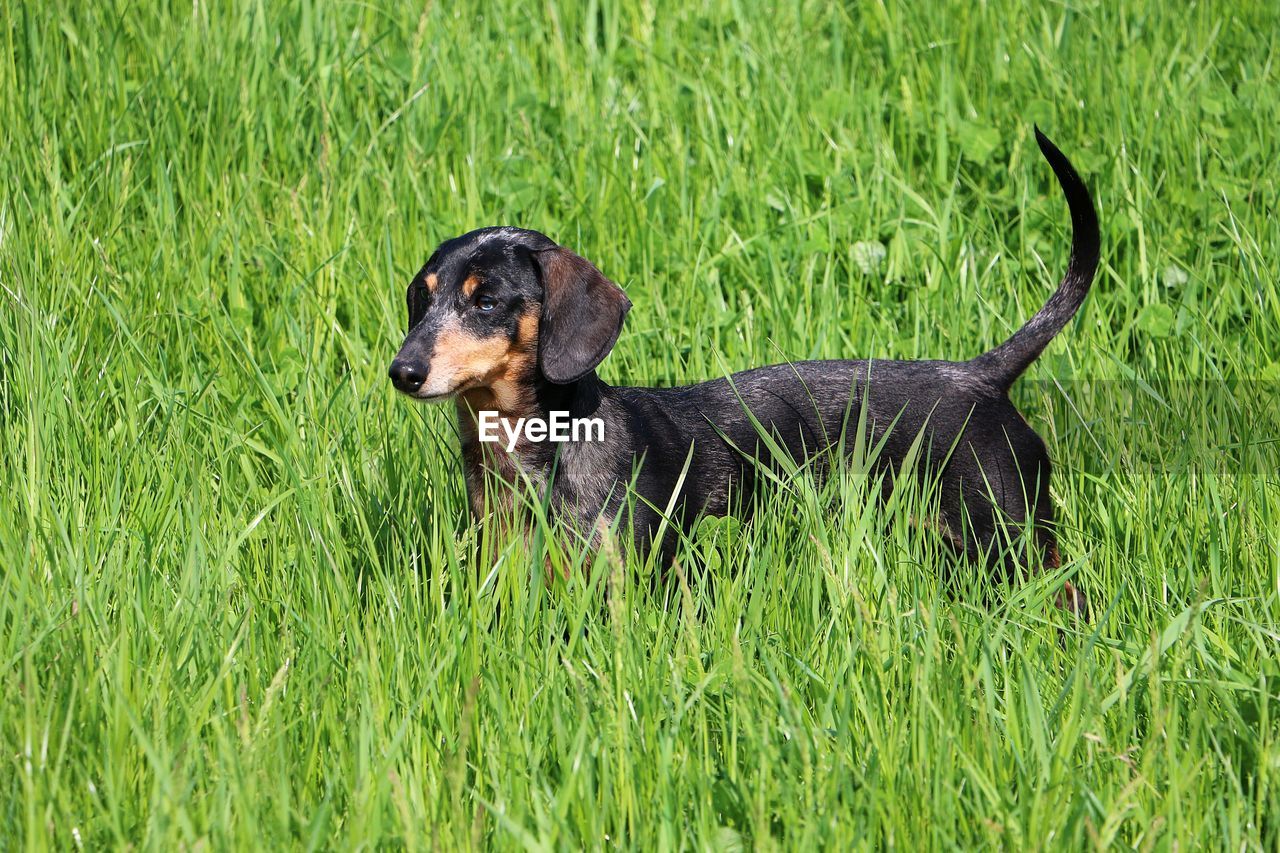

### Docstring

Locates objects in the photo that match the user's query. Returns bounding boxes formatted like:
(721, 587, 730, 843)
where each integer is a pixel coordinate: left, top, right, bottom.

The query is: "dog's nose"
(388, 360, 426, 393)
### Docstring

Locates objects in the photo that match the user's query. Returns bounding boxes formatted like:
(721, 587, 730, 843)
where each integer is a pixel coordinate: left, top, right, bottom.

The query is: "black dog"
(390, 129, 1099, 615)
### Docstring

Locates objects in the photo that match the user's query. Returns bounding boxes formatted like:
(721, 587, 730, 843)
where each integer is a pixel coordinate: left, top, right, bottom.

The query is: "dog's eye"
(476, 295, 498, 312)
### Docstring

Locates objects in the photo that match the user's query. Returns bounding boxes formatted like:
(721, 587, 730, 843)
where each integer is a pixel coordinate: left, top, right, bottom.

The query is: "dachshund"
(390, 129, 1099, 615)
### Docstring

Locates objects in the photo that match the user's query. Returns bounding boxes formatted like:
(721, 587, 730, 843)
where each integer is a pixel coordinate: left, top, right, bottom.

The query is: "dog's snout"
(388, 360, 426, 393)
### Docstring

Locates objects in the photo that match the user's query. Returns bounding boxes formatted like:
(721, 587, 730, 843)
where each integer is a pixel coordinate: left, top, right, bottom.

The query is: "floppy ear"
(533, 246, 631, 384)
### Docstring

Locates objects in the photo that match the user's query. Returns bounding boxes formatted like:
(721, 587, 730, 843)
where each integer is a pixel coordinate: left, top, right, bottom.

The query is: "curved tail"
(970, 127, 1100, 389)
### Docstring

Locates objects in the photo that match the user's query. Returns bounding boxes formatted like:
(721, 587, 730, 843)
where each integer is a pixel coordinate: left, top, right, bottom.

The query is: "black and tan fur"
(389, 129, 1100, 614)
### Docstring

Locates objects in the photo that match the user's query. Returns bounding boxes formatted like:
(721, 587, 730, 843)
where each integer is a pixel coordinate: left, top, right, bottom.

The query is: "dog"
(389, 129, 1099, 616)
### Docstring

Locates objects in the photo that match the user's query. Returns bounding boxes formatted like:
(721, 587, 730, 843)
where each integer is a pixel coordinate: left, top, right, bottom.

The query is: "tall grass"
(2, 0, 1278, 847)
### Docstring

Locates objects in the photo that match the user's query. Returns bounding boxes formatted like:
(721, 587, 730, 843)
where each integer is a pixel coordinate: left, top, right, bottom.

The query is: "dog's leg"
(942, 445, 1088, 619)
(1018, 444, 1090, 619)
(1033, 501, 1089, 619)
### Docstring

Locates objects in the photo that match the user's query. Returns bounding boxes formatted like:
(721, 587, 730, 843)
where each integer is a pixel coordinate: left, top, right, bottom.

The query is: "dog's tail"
(969, 127, 1100, 390)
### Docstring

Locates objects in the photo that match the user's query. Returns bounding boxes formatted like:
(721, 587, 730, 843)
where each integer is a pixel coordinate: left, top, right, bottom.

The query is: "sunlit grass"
(2, 0, 1278, 847)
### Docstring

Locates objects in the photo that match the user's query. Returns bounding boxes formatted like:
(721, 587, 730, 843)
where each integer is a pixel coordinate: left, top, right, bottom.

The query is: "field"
(3, 0, 1279, 848)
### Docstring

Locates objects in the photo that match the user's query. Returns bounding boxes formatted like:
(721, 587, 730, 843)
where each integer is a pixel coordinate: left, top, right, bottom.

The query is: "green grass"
(3, 0, 1279, 848)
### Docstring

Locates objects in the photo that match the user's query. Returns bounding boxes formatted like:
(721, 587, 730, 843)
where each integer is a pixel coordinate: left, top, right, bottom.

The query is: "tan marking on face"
(450, 308, 541, 419)
(425, 273, 438, 294)
(462, 274, 481, 298)
(475, 312, 538, 408)
(427, 323, 510, 393)
(515, 312, 539, 349)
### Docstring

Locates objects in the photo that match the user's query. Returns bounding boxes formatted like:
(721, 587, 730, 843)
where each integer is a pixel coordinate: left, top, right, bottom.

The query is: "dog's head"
(388, 227, 631, 404)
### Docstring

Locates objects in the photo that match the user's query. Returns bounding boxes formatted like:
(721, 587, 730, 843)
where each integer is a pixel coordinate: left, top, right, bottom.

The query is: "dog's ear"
(533, 246, 631, 384)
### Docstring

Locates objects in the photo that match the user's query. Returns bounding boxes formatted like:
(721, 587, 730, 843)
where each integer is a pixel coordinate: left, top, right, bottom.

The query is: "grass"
(3, 0, 1279, 847)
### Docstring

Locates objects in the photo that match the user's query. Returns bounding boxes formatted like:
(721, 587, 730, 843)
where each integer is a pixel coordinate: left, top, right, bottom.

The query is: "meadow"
(3, 0, 1278, 848)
